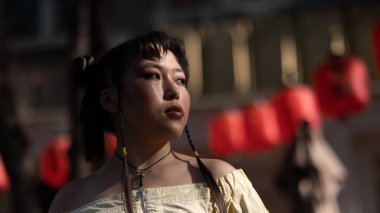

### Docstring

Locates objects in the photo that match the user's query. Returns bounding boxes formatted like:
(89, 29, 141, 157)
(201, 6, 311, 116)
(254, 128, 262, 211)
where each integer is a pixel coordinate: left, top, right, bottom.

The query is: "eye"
(175, 78, 187, 86)
(143, 73, 160, 80)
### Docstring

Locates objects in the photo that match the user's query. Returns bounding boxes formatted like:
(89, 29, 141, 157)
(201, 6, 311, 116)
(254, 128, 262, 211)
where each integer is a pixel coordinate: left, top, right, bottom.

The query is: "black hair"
(73, 31, 226, 213)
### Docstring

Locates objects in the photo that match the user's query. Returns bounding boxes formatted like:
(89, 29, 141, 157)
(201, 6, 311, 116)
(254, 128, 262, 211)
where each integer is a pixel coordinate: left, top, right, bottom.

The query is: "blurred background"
(1, 0, 380, 212)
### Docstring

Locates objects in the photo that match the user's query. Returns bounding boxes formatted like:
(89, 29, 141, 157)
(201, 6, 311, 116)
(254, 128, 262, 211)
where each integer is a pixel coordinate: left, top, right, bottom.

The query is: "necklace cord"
(115, 149, 173, 172)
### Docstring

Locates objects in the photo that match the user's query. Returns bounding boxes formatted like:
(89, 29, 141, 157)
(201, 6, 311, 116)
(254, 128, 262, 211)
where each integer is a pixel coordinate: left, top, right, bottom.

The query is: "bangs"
(129, 32, 171, 61)
(99, 31, 189, 86)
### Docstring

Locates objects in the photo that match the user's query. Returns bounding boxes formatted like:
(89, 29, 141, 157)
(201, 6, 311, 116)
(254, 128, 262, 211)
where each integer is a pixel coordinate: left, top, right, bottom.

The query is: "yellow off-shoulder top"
(70, 169, 268, 213)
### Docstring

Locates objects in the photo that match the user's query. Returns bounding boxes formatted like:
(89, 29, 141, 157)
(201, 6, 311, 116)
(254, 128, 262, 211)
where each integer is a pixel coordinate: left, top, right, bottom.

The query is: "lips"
(164, 105, 184, 119)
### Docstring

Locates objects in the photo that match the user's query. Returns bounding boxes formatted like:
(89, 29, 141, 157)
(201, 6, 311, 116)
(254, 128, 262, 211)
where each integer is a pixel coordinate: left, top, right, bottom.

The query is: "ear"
(100, 88, 119, 112)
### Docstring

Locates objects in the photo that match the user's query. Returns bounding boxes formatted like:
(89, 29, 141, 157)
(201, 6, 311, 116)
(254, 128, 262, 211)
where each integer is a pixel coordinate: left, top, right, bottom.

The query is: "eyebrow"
(140, 62, 184, 73)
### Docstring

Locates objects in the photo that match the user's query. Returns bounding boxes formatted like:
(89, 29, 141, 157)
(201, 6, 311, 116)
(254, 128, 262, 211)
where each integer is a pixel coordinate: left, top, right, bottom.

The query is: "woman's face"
(120, 50, 190, 142)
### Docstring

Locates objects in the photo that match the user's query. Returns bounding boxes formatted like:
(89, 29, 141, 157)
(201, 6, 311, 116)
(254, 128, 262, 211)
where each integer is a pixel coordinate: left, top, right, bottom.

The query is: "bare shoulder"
(49, 178, 84, 212)
(200, 158, 236, 179)
(172, 152, 236, 180)
(48, 175, 100, 212)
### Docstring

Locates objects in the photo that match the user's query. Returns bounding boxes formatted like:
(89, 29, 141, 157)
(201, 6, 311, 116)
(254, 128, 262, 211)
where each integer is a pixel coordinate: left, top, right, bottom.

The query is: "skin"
(49, 50, 235, 212)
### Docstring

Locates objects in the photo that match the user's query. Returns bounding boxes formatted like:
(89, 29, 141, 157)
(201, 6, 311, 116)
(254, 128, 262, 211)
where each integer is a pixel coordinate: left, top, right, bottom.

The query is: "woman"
(49, 31, 268, 213)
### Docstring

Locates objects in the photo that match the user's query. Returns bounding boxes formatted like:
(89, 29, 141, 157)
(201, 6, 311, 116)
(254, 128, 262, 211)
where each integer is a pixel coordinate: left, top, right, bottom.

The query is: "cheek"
(182, 90, 191, 115)
(141, 85, 164, 108)
(124, 84, 163, 112)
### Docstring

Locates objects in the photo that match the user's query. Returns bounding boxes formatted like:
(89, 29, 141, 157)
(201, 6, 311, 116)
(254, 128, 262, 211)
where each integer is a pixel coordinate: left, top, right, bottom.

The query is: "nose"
(163, 81, 180, 100)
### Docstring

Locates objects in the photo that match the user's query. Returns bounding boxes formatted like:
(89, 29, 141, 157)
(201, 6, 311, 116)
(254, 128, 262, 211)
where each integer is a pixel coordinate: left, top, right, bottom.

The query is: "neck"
(116, 139, 173, 169)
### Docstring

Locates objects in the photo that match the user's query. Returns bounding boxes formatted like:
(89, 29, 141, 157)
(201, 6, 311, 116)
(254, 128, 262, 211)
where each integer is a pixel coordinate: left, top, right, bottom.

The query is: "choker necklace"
(115, 149, 172, 188)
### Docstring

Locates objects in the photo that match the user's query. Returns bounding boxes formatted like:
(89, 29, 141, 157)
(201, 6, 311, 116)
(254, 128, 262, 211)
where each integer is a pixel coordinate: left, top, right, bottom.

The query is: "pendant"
(137, 170, 144, 188)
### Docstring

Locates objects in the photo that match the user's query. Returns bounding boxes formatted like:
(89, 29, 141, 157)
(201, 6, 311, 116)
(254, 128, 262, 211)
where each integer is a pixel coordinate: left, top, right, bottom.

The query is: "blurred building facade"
(1, 0, 380, 212)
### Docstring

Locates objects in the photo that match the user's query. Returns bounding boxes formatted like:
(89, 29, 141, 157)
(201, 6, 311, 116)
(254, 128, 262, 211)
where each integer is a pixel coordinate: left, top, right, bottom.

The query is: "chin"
(160, 125, 185, 141)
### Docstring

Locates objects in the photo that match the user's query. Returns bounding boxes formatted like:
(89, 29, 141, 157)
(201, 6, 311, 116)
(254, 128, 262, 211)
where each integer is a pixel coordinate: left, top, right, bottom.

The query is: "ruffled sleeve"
(217, 169, 269, 213)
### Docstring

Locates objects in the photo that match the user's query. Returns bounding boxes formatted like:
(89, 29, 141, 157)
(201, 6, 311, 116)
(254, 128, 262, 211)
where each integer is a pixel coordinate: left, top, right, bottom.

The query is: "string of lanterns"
(209, 54, 371, 156)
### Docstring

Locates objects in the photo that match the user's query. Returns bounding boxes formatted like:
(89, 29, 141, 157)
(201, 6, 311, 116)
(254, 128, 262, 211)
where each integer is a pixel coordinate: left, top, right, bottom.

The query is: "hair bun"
(73, 55, 96, 87)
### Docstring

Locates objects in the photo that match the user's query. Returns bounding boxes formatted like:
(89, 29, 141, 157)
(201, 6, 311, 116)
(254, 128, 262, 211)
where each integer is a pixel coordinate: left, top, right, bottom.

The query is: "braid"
(118, 89, 134, 213)
(185, 126, 226, 213)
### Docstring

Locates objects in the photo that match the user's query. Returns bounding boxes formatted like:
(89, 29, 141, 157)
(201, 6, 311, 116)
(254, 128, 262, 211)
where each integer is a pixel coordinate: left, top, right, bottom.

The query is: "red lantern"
(242, 102, 282, 152)
(209, 110, 247, 156)
(40, 135, 71, 189)
(104, 131, 117, 157)
(373, 21, 380, 77)
(272, 85, 322, 142)
(314, 56, 370, 119)
(0, 155, 10, 193)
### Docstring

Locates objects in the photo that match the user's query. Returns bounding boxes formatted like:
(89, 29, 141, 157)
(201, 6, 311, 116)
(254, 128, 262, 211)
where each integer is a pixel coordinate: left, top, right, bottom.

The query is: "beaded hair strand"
(184, 126, 227, 213)
(73, 55, 134, 212)
(117, 89, 133, 213)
